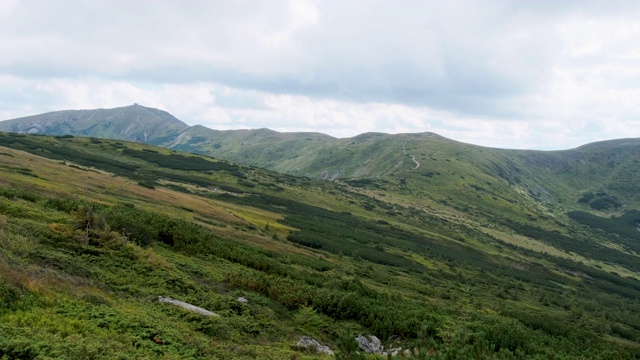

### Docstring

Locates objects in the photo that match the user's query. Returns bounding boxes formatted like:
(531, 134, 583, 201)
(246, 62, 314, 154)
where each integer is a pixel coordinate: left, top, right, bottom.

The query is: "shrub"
(0, 186, 39, 202)
(44, 198, 81, 213)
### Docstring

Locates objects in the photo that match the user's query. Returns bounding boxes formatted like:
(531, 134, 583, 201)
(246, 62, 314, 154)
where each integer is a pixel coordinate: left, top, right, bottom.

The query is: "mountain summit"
(0, 104, 188, 142)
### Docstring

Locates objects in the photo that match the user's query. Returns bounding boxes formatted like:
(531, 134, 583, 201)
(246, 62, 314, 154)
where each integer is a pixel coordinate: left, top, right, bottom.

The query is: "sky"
(1, 0, 640, 150)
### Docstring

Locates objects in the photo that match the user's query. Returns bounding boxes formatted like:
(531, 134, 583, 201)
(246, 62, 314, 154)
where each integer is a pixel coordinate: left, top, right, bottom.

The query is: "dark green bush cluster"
(568, 210, 640, 253)
(137, 180, 157, 189)
(226, 268, 438, 339)
(122, 148, 245, 177)
(221, 194, 572, 288)
(0, 281, 23, 313)
(99, 204, 326, 284)
(0, 134, 139, 175)
(506, 222, 640, 273)
(44, 198, 82, 213)
(0, 186, 39, 202)
(578, 191, 623, 210)
(0, 134, 254, 195)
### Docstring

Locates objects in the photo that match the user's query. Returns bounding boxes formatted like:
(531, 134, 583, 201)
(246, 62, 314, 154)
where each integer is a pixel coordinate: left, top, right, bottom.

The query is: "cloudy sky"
(1, 0, 639, 149)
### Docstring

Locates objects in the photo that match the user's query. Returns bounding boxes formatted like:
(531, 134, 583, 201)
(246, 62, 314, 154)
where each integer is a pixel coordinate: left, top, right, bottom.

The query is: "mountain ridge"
(1, 105, 640, 213)
(3, 104, 629, 155)
(0, 104, 188, 142)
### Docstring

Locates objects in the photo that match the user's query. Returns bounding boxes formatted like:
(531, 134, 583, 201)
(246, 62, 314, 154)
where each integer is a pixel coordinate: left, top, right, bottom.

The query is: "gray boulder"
(356, 334, 384, 354)
(296, 336, 334, 355)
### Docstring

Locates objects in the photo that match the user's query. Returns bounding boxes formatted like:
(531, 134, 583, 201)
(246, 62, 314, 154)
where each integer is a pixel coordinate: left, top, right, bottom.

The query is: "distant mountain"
(151, 125, 338, 174)
(0, 105, 341, 174)
(2, 105, 640, 212)
(0, 104, 188, 142)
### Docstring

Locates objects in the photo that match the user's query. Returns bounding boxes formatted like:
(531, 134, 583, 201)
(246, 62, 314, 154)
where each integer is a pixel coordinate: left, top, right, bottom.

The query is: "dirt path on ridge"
(402, 142, 420, 171)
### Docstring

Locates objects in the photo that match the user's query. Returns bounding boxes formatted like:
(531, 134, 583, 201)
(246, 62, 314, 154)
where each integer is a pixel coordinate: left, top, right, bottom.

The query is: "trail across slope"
(402, 141, 420, 171)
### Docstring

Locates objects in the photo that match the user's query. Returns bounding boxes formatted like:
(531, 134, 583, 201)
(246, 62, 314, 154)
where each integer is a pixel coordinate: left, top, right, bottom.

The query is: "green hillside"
(0, 104, 188, 142)
(2, 107, 639, 216)
(2, 106, 639, 217)
(152, 125, 337, 175)
(1, 132, 639, 359)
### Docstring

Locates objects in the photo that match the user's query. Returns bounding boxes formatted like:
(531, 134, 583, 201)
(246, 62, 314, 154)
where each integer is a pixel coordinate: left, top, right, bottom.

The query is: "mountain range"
(2, 104, 639, 213)
(1, 105, 640, 357)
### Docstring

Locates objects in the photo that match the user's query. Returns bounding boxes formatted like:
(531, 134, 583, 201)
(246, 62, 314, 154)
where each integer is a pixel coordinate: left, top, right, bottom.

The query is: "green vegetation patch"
(0, 133, 139, 175)
(578, 191, 623, 211)
(1, 133, 640, 358)
(568, 210, 640, 253)
(505, 221, 640, 274)
(122, 148, 245, 177)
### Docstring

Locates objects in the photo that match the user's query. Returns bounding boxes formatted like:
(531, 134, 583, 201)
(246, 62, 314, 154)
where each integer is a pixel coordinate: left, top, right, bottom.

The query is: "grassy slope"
(3, 105, 638, 212)
(153, 126, 337, 173)
(0, 133, 639, 359)
(162, 128, 640, 218)
(0, 105, 188, 142)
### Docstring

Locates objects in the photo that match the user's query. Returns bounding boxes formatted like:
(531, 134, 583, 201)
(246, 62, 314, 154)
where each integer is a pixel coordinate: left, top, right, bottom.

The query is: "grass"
(0, 133, 639, 359)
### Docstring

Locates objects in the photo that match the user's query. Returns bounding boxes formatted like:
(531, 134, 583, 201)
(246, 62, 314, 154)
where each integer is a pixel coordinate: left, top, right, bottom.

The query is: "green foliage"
(568, 210, 640, 252)
(505, 222, 640, 274)
(293, 306, 330, 336)
(137, 180, 157, 189)
(1, 133, 640, 359)
(0, 185, 39, 202)
(44, 197, 81, 213)
(122, 148, 245, 177)
(0, 281, 25, 313)
(344, 178, 380, 189)
(334, 330, 366, 359)
(0, 133, 139, 175)
(0, 164, 38, 178)
(578, 191, 623, 210)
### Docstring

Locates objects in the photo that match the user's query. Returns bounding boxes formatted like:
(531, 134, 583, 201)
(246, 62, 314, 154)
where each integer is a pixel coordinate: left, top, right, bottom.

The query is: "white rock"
(356, 334, 384, 354)
(158, 296, 219, 316)
(296, 336, 334, 355)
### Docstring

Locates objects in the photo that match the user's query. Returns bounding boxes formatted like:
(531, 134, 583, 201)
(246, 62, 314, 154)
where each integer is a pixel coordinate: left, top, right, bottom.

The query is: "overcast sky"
(1, 0, 639, 149)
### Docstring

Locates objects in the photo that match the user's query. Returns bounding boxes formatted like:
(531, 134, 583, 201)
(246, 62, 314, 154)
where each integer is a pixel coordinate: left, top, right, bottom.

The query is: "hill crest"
(2, 105, 640, 189)
(0, 104, 188, 142)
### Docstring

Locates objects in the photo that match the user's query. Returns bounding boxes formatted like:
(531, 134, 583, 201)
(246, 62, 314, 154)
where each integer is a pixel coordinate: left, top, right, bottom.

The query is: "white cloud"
(1, 1, 640, 149)
(0, 0, 18, 18)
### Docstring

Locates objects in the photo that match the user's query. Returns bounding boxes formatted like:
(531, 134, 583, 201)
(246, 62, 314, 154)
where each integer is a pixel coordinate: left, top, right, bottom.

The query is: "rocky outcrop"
(356, 335, 402, 356)
(357, 335, 383, 354)
(296, 336, 334, 355)
(158, 296, 219, 316)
